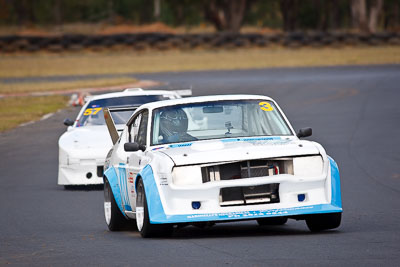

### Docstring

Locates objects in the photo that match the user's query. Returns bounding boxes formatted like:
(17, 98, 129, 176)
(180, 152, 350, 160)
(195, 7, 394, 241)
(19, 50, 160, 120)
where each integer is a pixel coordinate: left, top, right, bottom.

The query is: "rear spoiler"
(103, 106, 139, 145)
(123, 87, 192, 97)
(172, 89, 192, 97)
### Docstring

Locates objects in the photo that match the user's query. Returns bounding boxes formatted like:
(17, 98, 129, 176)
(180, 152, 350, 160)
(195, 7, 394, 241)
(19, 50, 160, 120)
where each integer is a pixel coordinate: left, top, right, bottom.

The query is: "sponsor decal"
(169, 143, 193, 148)
(128, 172, 134, 184)
(186, 206, 315, 219)
(249, 139, 291, 146)
(159, 177, 168, 186)
(221, 137, 281, 143)
(128, 172, 135, 194)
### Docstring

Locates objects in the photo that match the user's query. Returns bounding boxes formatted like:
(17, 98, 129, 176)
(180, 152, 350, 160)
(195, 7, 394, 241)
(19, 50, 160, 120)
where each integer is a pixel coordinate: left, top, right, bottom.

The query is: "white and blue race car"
(103, 95, 342, 237)
(58, 88, 181, 187)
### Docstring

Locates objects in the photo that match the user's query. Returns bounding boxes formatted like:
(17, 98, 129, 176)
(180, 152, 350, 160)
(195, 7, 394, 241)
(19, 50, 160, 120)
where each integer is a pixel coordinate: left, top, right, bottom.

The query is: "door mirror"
(124, 142, 146, 152)
(297, 127, 312, 138)
(63, 118, 74, 126)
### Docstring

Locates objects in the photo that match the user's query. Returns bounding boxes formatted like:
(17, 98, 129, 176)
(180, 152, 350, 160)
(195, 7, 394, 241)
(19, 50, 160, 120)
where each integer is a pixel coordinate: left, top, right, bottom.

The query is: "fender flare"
(103, 167, 125, 215)
(135, 164, 166, 224)
(328, 156, 342, 209)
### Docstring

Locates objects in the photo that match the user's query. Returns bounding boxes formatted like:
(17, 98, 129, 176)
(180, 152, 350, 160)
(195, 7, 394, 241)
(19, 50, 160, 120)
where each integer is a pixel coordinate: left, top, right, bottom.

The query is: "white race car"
(103, 95, 342, 237)
(58, 89, 181, 187)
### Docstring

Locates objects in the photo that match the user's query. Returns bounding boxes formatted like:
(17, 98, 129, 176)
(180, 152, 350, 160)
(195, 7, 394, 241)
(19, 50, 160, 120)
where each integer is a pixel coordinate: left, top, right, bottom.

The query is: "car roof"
(87, 89, 180, 102)
(139, 94, 274, 110)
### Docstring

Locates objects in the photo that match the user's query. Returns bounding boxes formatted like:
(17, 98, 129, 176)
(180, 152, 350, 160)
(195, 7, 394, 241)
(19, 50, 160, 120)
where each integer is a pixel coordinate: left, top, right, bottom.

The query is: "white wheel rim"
(104, 182, 112, 226)
(104, 202, 111, 225)
(136, 207, 144, 231)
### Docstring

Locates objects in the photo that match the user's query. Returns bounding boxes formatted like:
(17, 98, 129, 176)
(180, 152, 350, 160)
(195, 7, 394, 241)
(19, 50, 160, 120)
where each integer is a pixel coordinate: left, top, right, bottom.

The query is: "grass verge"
(0, 77, 137, 94)
(0, 46, 399, 132)
(0, 95, 69, 132)
(1, 46, 399, 79)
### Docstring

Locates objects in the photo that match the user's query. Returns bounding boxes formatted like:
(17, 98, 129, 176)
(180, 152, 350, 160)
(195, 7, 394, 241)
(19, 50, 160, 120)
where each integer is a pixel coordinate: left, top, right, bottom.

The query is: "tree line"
(0, 0, 399, 33)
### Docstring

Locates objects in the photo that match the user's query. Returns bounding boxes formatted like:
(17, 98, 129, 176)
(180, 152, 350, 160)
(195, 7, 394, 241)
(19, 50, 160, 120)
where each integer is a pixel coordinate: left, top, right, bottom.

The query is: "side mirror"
(124, 142, 146, 152)
(297, 127, 312, 138)
(63, 118, 74, 126)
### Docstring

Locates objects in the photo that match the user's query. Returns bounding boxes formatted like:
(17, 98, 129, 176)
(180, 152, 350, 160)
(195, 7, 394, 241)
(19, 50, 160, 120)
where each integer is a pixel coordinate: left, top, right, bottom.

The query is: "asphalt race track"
(0, 65, 399, 266)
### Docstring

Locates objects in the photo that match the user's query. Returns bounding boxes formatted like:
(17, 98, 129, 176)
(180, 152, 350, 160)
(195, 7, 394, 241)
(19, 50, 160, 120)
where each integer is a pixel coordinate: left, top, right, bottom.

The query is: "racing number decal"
(259, 102, 274, 111)
(83, 107, 102, 116)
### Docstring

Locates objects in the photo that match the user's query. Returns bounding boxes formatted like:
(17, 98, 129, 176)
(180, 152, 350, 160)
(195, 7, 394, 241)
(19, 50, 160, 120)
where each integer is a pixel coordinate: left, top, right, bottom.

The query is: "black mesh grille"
(220, 183, 280, 206)
(201, 159, 284, 182)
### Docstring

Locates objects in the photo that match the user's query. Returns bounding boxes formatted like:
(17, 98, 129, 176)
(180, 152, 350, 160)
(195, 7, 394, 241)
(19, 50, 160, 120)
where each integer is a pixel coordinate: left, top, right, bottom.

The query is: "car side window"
(129, 113, 142, 143)
(135, 110, 148, 147)
(128, 110, 148, 147)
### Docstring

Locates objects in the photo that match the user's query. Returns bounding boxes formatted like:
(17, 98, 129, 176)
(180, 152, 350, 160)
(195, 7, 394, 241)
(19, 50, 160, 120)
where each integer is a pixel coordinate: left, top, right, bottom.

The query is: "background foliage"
(0, 0, 399, 33)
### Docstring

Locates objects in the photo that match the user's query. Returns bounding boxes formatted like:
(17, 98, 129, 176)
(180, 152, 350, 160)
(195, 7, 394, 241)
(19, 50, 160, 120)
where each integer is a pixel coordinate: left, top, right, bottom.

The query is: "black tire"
(104, 178, 129, 231)
(306, 212, 342, 232)
(136, 178, 173, 238)
(257, 217, 288, 226)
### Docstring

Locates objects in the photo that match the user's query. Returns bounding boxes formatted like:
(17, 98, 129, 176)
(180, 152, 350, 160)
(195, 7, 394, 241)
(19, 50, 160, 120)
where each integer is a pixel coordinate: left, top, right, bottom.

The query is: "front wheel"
(306, 212, 342, 232)
(136, 178, 173, 238)
(104, 178, 129, 231)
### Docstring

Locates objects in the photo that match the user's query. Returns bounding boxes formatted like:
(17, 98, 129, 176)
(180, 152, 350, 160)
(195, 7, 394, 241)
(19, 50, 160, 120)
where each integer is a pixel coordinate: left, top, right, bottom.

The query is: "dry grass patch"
(1, 46, 399, 79)
(0, 77, 137, 94)
(0, 95, 68, 132)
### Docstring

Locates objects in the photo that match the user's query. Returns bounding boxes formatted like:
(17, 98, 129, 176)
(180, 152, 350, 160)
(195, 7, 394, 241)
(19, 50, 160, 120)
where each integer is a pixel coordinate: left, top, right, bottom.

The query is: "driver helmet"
(160, 108, 188, 137)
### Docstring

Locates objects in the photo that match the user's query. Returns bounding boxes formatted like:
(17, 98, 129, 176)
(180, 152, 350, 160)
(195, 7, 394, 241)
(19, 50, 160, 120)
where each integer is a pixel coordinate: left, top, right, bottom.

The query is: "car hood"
(158, 137, 321, 166)
(59, 125, 113, 159)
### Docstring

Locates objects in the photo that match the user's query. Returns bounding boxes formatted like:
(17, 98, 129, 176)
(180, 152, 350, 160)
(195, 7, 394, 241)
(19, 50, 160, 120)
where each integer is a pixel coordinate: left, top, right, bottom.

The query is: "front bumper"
(58, 161, 104, 185)
(141, 157, 342, 224)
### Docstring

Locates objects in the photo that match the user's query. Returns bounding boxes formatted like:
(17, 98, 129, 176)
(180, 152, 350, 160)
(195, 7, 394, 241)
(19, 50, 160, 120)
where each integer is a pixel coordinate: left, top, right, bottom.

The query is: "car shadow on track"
(165, 223, 342, 239)
(63, 185, 104, 191)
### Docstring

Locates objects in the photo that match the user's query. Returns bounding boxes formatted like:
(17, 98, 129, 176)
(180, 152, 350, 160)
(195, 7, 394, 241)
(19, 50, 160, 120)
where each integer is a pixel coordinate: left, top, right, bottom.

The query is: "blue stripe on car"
(328, 156, 342, 208)
(166, 137, 283, 149)
(118, 163, 132, 212)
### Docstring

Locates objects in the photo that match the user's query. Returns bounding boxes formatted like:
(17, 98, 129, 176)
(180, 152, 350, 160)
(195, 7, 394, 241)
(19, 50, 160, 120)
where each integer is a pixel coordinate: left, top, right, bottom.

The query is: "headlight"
(172, 166, 203, 185)
(293, 156, 324, 177)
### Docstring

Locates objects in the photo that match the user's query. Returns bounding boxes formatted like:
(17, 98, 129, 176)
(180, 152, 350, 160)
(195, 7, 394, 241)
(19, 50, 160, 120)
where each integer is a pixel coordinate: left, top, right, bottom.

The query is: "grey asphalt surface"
(1, 65, 399, 266)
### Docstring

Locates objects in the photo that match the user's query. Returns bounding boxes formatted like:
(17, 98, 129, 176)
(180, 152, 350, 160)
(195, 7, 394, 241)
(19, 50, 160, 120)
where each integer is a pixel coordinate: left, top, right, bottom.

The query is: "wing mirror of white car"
(124, 142, 146, 152)
(63, 118, 74, 126)
(297, 127, 312, 138)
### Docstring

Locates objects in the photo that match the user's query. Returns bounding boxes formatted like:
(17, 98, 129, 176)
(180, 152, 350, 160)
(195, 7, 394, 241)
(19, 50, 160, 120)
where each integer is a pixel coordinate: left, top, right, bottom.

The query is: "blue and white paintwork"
(103, 95, 342, 228)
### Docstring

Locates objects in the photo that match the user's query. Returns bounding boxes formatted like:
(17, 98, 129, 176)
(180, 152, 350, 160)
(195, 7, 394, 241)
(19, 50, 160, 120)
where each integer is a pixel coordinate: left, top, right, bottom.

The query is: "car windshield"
(151, 100, 293, 145)
(76, 95, 172, 127)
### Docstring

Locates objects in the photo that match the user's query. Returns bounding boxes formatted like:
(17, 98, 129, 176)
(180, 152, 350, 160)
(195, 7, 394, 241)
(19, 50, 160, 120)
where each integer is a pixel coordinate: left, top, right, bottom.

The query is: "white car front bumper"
(58, 160, 104, 185)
